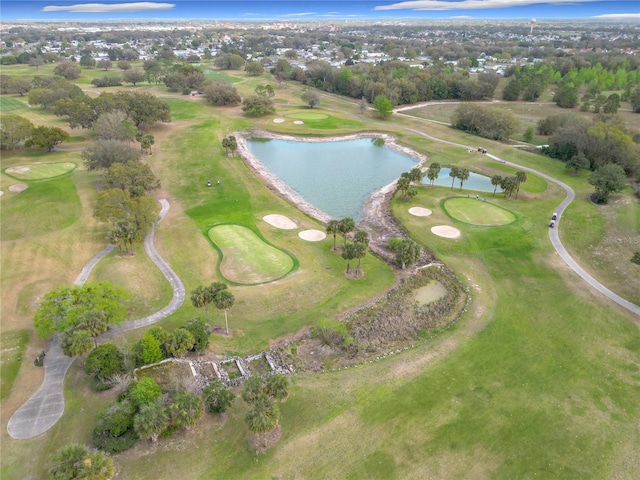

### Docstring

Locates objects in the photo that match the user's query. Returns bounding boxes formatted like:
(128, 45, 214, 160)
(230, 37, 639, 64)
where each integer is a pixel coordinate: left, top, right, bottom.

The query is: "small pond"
(423, 167, 501, 193)
(247, 138, 418, 222)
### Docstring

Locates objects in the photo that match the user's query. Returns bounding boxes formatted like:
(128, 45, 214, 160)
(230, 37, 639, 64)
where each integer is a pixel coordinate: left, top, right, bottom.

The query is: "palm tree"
(338, 217, 355, 247)
(228, 135, 238, 156)
(78, 309, 108, 348)
(169, 391, 204, 430)
(341, 243, 358, 274)
(515, 170, 528, 199)
(449, 166, 459, 189)
(49, 443, 90, 480)
(408, 167, 424, 184)
(190, 286, 209, 321)
(491, 175, 503, 196)
(265, 374, 289, 401)
(245, 394, 280, 434)
(396, 174, 411, 198)
(134, 401, 169, 442)
(207, 282, 227, 325)
(458, 168, 470, 190)
(326, 219, 340, 250)
(60, 327, 93, 357)
(214, 289, 235, 335)
(49, 444, 115, 480)
(221, 137, 230, 155)
(204, 381, 235, 415)
(427, 162, 441, 186)
(353, 231, 370, 278)
(501, 176, 518, 199)
(77, 450, 116, 479)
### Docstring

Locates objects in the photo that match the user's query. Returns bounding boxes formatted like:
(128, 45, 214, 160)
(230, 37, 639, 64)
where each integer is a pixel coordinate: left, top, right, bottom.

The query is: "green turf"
(208, 224, 295, 284)
(284, 112, 330, 120)
(0, 175, 81, 241)
(0, 97, 28, 112)
(0, 330, 29, 401)
(442, 197, 516, 226)
(3, 162, 77, 180)
(202, 69, 242, 83)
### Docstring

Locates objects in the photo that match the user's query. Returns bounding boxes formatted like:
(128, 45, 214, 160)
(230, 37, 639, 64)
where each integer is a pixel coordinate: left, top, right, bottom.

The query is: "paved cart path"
(7, 199, 185, 439)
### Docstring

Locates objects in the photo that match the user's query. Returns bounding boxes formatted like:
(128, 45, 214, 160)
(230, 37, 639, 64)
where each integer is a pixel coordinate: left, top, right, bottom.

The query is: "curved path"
(7, 199, 185, 439)
(392, 108, 640, 318)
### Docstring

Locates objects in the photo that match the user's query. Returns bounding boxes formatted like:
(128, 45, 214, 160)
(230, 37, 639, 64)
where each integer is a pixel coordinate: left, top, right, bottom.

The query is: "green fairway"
(0, 175, 81, 241)
(208, 224, 295, 284)
(443, 197, 516, 226)
(3, 162, 77, 180)
(0, 97, 28, 112)
(285, 112, 330, 120)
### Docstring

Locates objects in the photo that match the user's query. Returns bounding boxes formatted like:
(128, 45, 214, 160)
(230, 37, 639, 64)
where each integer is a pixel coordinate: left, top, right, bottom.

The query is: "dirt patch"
(8, 183, 28, 193)
(263, 214, 297, 230)
(6, 166, 31, 175)
(250, 423, 282, 454)
(408, 206, 433, 217)
(431, 225, 461, 239)
(298, 229, 326, 241)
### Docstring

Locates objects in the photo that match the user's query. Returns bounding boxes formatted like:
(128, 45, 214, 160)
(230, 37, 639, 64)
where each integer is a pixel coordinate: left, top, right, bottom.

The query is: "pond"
(423, 167, 501, 193)
(247, 138, 418, 222)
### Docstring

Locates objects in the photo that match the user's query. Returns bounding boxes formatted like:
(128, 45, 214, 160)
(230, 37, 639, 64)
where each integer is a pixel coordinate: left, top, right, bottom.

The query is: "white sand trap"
(408, 207, 432, 217)
(8, 183, 28, 193)
(0, 190, 4, 196)
(273, 118, 285, 124)
(6, 166, 31, 174)
(293, 120, 304, 125)
(299, 229, 326, 241)
(263, 214, 297, 230)
(431, 225, 461, 239)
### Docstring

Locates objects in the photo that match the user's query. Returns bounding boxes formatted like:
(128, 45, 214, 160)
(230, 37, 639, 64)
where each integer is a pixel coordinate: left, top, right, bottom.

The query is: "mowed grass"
(442, 197, 516, 226)
(0, 175, 81, 241)
(0, 97, 28, 112)
(208, 224, 295, 284)
(3, 162, 76, 180)
(284, 111, 330, 120)
(0, 330, 29, 401)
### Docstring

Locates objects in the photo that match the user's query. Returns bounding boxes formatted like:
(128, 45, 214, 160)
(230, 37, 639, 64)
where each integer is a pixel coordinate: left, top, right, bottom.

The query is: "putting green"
(4, 162, 76, 180)
(443, 197, 516, 226)
(284, 112, 330, 120)
(208, 224, 294, 284)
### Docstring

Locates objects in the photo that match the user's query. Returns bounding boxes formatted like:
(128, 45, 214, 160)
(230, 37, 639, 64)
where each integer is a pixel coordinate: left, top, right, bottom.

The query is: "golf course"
(1, 60, 639, 480)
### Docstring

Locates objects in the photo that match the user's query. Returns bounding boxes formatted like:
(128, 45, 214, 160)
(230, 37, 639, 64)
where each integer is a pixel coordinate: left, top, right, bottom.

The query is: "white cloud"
(281, 12, 317, 17)
(376, 0, 609, 11)
(592, 13, 640, 18)
(43, 2, 174, 13)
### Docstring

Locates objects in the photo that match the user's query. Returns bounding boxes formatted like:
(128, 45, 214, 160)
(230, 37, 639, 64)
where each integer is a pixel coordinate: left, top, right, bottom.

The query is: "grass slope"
(442, 197, 516, 226)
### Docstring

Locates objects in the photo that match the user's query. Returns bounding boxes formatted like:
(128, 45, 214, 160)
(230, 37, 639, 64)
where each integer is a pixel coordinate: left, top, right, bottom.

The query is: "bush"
(84, 343, 125, 386)
(91, 76, 122, 88)
(203, 381, 235, 414)
(312, 318, 354, 350)
(92, 428, 138, 453)
(183, 318, 210, 352)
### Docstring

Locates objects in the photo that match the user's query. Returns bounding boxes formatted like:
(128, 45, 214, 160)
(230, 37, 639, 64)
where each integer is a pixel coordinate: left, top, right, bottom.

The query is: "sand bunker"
(6, 166, 31, 174)
(263, 214, 297, 230)
(8, 183, 28, 193)
(298, 229, 326, 241)
(408, 207, 432, 217)
(273, 118, 285, 124)
(293, 120, 304, 125)
(431, 225, 461, 239)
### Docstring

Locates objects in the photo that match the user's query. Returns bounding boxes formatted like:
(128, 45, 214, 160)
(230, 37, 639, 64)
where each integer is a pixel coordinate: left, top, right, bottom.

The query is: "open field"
(208, 224, 296, 284)
(1, 65, 638, 479)
(284, 111, 330, 120)
(0, 330, 29, 401)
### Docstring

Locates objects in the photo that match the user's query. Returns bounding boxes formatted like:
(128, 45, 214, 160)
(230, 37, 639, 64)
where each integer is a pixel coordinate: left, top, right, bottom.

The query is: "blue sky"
(0, 1, 638, 21)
